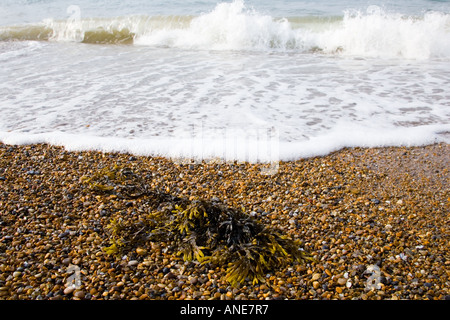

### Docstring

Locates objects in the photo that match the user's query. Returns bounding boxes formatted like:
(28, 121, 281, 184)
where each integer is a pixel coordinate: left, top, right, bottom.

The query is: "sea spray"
(1, 2, 449, 59)
(315, 7, 450, 59)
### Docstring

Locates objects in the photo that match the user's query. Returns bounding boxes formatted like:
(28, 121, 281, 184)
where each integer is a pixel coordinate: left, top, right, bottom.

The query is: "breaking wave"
(0, 0, 449, 59)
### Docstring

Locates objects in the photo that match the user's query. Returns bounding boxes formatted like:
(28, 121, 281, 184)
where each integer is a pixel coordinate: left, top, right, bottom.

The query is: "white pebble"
(128, 260, 139, 266)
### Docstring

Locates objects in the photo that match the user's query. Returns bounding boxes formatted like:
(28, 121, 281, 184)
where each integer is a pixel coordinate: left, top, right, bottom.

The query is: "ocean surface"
(1, 0, 449, 162)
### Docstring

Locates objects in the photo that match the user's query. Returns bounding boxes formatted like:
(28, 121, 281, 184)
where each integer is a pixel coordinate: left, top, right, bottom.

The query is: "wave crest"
(0, 0, 449, 59)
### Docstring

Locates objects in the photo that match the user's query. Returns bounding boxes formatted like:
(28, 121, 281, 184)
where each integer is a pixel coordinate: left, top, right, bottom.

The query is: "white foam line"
(1, 123, 448, 162)
(279, 123, 450, 160)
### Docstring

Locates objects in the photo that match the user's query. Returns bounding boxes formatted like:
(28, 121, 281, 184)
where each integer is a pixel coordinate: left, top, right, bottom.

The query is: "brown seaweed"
(82, 165, 314, 285)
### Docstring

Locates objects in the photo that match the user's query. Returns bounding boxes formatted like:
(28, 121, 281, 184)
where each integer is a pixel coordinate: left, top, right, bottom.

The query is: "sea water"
(0, 0, 449, 162)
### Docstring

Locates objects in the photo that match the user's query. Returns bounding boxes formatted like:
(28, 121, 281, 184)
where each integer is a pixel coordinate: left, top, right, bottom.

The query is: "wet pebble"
(0, 142, 448, 301)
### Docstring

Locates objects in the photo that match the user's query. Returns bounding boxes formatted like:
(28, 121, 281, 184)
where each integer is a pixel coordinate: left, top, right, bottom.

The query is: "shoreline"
(0, 142, 448, 300)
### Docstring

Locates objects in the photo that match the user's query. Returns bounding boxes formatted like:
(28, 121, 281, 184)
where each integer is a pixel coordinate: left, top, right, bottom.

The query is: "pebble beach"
(0, 142, 448, 301)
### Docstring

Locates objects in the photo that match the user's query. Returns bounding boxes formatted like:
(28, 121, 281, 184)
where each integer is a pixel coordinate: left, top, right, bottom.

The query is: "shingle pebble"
(0, 142, 448, 300)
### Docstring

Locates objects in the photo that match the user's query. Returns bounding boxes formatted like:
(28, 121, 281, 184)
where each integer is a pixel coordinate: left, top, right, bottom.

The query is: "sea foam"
(0, 1, 449, 162)
(1, 1, 449, 59)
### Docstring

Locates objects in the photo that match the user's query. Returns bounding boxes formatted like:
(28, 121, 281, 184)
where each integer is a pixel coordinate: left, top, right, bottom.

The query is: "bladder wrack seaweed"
(82, 166, 314, 286)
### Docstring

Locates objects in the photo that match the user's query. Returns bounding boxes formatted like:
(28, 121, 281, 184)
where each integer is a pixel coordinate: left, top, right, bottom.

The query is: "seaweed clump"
(82, 165, 313, 286)
(152, 200, 313, 285)
(80, 164, 149, 198)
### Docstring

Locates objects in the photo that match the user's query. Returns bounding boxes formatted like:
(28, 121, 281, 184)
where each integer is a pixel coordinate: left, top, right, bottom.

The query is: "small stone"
(189, 277, 198, 285)
(74, 290, 85, 299)
(337, 278, 347, 286)
(13, 271, 22, 278)
(313, 281, 320, 289)
(128, 260, 139, 267)
(162, 267, 170, 274)
(165, 272, 177, 280)
(258, 284, 267, 291)
(64, 287, 75, 295)
(136, 248, 147, 256)
(58, 231, 70, 239)
(312, 273, 321, 281)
